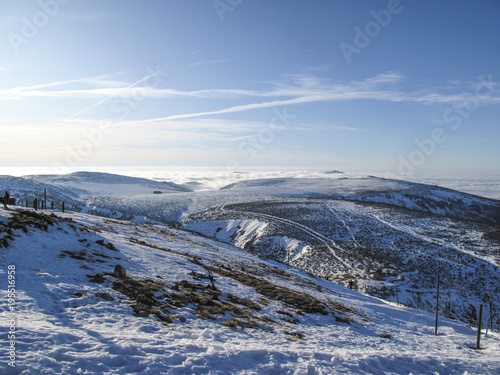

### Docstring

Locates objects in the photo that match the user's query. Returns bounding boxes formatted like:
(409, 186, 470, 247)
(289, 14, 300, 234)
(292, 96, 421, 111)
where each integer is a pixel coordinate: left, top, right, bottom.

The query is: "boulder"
(112, 264, 127, 279)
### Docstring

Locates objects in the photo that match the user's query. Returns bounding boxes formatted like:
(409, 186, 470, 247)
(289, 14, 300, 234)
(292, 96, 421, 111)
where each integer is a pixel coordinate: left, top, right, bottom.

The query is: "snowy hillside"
(1, 172, 499, 330)
(22, 171, 190, 196)
(222, 177, 500, 224)
(0, 172, 189, 212)
(184, 199, 500, 327)
(1, 207, 499, 374)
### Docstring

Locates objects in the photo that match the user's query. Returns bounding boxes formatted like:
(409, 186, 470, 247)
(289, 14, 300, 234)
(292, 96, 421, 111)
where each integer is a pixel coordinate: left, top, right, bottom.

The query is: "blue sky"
(1, 0, 499, 175)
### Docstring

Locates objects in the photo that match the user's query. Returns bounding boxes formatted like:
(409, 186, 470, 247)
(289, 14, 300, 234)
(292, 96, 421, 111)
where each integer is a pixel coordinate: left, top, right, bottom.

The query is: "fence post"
(435, 275, 440, 335)
(34, 198, 38, 211)
(51, 202, 54, 210)
(475, 304, 483, 350)
(43, 188, 47, 211)
(490, 287, 494, 332)
(62, 202, 65, 213)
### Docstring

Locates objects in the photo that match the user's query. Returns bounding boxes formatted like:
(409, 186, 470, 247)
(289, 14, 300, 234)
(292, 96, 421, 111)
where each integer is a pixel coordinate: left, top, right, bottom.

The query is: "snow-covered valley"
(1, 171, 499, 374)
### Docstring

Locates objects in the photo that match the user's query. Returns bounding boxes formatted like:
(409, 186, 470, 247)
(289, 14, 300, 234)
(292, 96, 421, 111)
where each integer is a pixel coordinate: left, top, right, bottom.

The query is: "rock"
(95, 292, 115, 301)
(87, 273, 105, 283)
(136, 309, 150, 318)
(137, 293, 153, 306)
(181, 295, 192, 304)
(112, 264, 127, 279)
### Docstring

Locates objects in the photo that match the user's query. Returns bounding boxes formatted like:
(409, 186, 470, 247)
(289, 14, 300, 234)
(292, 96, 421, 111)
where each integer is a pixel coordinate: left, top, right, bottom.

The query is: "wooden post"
(34, 198, 38, 211)
(51, 202, 54, 210)
(435, 275, 440, 336)
(62, 202, 65, 213)
(490, 287, 494, 332)
(43, 188, 47, 211)
(476, 304, 483, 350)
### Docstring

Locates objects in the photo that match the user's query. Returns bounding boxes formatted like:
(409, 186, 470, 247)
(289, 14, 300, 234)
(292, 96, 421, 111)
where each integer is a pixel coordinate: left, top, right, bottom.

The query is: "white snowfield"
(1, 208, 499, 374)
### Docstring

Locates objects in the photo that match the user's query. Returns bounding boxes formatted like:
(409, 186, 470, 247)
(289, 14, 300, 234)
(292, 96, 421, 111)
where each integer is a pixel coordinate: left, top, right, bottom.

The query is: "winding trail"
(220, 204, 353, 271)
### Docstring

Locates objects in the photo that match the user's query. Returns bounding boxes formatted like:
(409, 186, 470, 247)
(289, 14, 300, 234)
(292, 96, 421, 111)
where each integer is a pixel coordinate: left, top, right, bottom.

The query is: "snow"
(1, 207, 500, 374)
(2, 173, 499, 328)
(22, 171, 189, 196)
(184, 219, 268, 249)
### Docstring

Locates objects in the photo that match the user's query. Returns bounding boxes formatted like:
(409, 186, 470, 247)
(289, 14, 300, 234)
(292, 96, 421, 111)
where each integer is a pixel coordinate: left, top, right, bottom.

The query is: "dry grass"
(1, 210, 75, 248)
(209, 263, 333, 316)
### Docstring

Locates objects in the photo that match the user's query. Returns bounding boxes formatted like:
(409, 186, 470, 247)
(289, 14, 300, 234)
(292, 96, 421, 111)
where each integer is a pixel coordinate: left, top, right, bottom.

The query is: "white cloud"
(2, 71, 498, 121)
(56, 118, 265, 143)
(0, 74, 129, 100)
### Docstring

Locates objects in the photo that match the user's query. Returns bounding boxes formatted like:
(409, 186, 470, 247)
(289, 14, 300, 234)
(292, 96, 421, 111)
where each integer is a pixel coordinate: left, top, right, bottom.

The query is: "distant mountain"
(0, 175, 83, 209)
(22, 171, 191, 195)
(0, 172, 190, 211)
(323, 170, 344, 174)
(221, 177, 500, 224)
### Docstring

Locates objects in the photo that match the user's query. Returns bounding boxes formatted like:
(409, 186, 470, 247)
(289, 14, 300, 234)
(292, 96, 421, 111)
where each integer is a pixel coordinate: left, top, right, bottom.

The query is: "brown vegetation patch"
(209, 263, 335, 316)
(0, 210, 75, 248)
(222, 318, 262, 329)
(111, 274, 172, 322)
(227, 294, 262, 311)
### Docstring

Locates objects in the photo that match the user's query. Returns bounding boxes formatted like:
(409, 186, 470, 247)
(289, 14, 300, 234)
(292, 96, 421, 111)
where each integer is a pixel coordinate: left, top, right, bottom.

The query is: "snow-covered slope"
(0, 172, 189, 212)
(0, 175, 82, 210)
(2, 173, 499, 330)
(22, 171, 190, 196)
(222, 177, 500, 224)
(183, 199, 500, 327)
(1, 207, 499, 374)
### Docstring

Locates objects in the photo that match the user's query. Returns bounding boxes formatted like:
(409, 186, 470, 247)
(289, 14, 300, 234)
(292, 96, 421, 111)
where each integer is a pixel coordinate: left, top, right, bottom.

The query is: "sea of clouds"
(1, 167, 498, 200)
(114, 169, 500, 201)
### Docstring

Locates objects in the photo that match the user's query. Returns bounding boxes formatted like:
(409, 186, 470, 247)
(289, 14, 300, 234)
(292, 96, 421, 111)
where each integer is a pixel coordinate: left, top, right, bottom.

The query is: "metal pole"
(435, 275, 440, 336)
(476, 304, 483, 350)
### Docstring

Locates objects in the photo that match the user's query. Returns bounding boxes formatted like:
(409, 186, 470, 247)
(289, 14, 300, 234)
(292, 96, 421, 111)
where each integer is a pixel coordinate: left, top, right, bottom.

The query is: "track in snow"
(220, 204, 354, 271)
